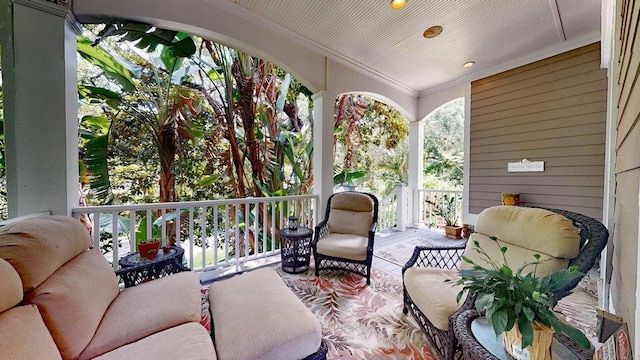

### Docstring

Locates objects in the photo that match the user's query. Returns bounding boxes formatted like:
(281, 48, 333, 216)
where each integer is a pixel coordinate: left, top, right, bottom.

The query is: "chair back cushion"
(0, 215, 92, 292)
(462, 206, 580, 276)
(327, 192, 373, 237)
(0, 305, 63, 360)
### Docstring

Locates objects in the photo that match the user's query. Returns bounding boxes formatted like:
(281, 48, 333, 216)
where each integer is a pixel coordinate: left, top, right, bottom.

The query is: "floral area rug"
(276, 266, 436, 360)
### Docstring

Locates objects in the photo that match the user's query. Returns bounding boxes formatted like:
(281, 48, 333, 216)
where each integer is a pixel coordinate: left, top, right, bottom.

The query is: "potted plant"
(449, 236, 591, 360)
(138, 239, 161, 260)
(426, 195, 462, 239)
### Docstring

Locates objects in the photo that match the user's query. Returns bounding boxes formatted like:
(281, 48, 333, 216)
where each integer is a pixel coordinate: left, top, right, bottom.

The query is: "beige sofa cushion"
(24, 249, 119, 360)
(0, 215, 92, 292)
(474, 206, 580, 259)
(462, 233, 569, 276)
(0, 305, 62, 360)
(0, 258, 22, 312)
(327, 193, 373, 237)
(315, 233, 368, 261)
(403, 267, 465, 331)
(92, 323, 216, 360)
(79, 271, 202, 359)
(209, 268, 322, 360)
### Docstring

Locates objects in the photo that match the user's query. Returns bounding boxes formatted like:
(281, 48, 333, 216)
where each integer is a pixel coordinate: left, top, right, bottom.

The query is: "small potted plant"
(138, 238, 161, 260)
(449, 236, 590, 360)
(426, 195, 462, 239)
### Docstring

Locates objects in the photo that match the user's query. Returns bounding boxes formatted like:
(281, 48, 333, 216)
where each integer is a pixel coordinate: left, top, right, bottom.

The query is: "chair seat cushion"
(315, 233, 368, 261)
(403, 267, 465, 331)
(92, 322, 216, 360)
(79, 271, 202, 359)
(209, 268, 322, 360)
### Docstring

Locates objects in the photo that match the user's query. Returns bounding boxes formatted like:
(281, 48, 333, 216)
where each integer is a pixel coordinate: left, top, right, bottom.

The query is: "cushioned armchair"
(402, 206, 608, 360)
(312, 191, 378, 285)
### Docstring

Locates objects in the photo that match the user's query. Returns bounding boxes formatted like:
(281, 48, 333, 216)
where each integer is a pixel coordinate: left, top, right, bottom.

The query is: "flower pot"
(138, 241, 161, 260)
(503, 321, 554, 360)
(444, 225, 463, 239)
(501, 192, 520, 206)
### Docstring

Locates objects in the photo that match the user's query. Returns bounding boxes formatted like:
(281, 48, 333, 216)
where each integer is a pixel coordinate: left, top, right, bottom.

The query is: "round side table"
(453, 310, 594, 360)
(279, 227, 313, 274)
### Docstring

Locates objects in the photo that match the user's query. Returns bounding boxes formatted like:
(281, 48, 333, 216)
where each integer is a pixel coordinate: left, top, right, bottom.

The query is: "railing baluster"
(188, 208, 194, 268)
(111, 211, 119, 271)
(213, 205, 219, 266)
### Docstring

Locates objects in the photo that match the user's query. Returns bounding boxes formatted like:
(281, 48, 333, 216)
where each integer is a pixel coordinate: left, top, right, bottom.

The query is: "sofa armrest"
(402, 243, 466, 275)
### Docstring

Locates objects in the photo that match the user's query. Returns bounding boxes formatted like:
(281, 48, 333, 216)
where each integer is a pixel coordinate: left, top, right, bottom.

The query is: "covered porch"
(1, 0, 638, 355)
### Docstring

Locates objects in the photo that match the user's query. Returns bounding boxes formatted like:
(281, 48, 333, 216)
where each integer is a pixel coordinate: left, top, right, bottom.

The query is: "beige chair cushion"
(462, 233, 569, 276)
(0, 305, 63, 360)
(403, 267, 465, 331)
(327, 193, 373, 237)
(330, 192, 374, 212)
(0, 258, 22, 312)
(328, 209, 372, 237)
(24, 249, 120, 360)
(79, 271, 202, 359)
(0, 215, 92, 292)
(92, 323, 216, 360)
(209, 268, 322, 360)
(474, 206, 580, 259)
(315, 233, 368, 261)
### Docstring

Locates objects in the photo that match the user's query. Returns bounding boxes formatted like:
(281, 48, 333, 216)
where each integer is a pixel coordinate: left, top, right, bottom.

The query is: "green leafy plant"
(448, 236, 590, 350)
(426, 194, 459, 226)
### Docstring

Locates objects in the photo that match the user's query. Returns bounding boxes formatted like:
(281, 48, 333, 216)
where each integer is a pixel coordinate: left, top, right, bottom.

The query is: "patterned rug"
(276, 267, 437, 360)
(374, 236, 466, 266)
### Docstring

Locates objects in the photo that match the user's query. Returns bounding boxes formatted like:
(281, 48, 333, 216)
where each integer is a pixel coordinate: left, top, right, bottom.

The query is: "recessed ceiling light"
(463, 61, 476, 68)
(423, 26, 443, 39)
(390, 0, 407, 9)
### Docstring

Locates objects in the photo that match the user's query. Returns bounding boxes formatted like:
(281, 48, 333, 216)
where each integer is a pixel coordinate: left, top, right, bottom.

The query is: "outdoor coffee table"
(279, 227, 313, 274)
(117, 245, 189, 287)
(453, 310, 594, 360)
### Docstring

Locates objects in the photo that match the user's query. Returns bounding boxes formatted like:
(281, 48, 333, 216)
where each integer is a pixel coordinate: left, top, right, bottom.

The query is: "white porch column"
(0, 0, 80, 217)
(311, 91, 335, 217)
(407, 120, 424, 226)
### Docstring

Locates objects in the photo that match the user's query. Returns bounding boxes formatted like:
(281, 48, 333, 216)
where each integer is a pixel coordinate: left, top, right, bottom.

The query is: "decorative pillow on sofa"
(200, 287, 212, 334)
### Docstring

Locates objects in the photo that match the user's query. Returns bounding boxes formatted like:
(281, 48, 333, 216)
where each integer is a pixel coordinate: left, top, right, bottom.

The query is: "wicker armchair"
(312, 191, 378, 285)
(402, 206, 608, 360)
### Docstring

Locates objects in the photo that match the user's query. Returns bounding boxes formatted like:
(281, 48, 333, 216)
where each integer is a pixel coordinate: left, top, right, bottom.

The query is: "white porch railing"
(415, 189, 463, 227)
(72, 195, 318, 274)
(378, 183, 408, 231)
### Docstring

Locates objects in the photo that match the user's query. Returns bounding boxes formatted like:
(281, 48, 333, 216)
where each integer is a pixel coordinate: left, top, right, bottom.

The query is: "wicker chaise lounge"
(402, 206, 608, 360)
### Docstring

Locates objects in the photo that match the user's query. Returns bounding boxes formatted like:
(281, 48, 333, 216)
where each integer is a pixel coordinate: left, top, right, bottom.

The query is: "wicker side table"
(453, 310, 594, 360)
(279, 227, 313, 274)
(117, 245, 189, 287)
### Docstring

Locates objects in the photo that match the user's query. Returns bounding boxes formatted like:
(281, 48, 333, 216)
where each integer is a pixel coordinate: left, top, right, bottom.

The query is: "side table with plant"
(448, 236, 591, 360)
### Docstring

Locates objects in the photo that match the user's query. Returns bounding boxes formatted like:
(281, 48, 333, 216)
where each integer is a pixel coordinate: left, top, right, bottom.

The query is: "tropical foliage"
(423, 98, 464, 190)
(333, 94, 409, 195)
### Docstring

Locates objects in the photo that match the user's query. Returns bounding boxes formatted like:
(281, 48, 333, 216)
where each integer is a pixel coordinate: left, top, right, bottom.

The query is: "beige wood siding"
(611, 0, 640, 341)
(469, 43, 607, 220)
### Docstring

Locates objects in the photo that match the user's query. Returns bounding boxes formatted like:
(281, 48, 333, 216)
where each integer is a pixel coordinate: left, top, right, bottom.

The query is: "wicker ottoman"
(208, 268, 326, 360)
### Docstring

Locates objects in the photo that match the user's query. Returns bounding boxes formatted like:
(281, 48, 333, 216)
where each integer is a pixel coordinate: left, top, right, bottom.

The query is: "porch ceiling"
(220, 0, 601, 94)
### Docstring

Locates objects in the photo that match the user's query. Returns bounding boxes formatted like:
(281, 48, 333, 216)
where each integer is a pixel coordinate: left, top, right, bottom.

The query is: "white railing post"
(396, 182, 406, 231)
